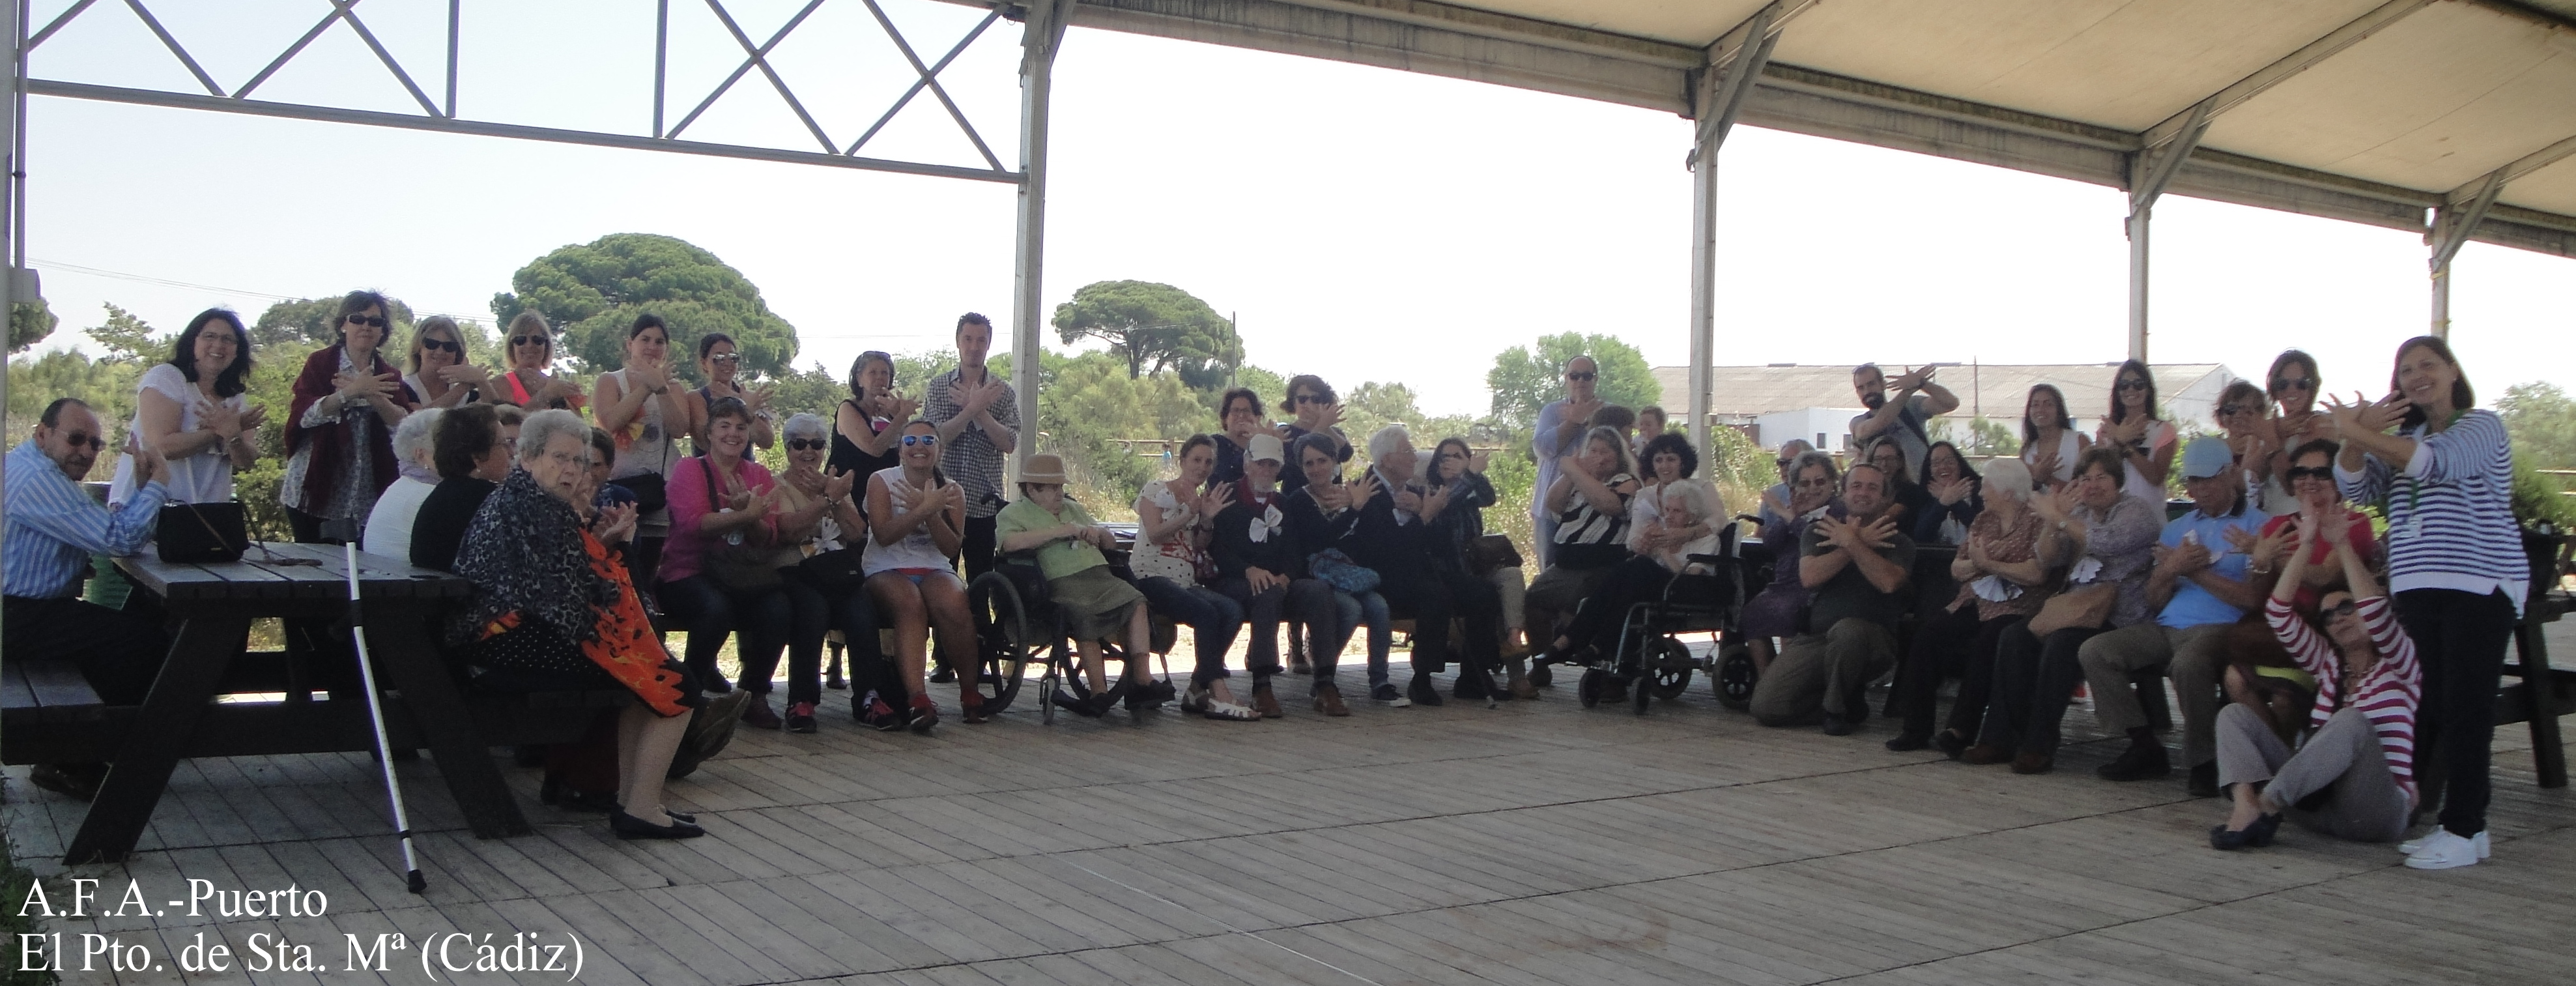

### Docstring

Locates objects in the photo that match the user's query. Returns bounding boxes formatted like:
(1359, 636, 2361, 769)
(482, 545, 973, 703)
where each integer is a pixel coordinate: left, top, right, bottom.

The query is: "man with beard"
(1751, 461, 1915, 735)
(1848, 363, 1958, 481)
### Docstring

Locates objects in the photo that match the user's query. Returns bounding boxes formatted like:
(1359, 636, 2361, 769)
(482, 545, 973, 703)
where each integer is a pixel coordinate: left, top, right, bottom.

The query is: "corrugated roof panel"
(2206, 3, 2576, 210)
(1771, 0, 2391, 132)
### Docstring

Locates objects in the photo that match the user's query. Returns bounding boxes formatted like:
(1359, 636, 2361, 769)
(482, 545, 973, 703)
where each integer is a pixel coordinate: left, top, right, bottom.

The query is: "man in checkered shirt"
(924, 312, 1020, 579)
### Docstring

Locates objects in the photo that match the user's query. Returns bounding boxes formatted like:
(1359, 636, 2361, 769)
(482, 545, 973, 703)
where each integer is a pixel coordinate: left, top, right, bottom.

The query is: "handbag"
(614, 472, 668, 516)
(1466, 534, 1522, 575)
(696, 458, 795, 591)
(2027, 583, 2118, 637)
(794, 547, 868, 595)
(1308, 547, 1381, 594)
(157, 500, 248, 563)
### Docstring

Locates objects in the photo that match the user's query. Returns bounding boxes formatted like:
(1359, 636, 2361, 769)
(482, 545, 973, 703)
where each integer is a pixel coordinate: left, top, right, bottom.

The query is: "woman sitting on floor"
(448, 409, 707, 840)
(2211, 510, 2420, 850)
(1739, 450, 1839, 674)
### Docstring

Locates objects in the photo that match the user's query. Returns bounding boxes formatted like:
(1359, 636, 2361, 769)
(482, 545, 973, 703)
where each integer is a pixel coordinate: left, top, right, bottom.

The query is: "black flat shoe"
(1934, 730, 1970, 761)
(1885, 732, 1930, 752)
(611, 809, 706, 840)
(617, 805, 696, 824)
(2209, 813, 2282, 851)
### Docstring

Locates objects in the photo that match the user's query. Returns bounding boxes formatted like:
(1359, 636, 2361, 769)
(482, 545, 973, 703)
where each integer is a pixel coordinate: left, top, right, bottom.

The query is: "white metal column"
(1010, 0, 1068, 476)
(1685, 4, 1781, 461)
(2425, 134, 2576, 340)
(2125, 207, 2149, 361)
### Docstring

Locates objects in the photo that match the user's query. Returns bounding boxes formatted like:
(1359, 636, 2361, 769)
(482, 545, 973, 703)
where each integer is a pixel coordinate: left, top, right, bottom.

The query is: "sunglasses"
(2270, 376, 2315, 393)
(2321, 600, 2359, 620)
(2286, 465, 2334, 482)
(1793, 477, 1835, 489)
(2116, 379, 2148, 391)
(1566, 371, 1597, 382)
(60, 432, 106, 450)
(709, 353, 741, 364)
(1776, 459, 1796, 468)
(1294, 394, 1328, 405)
(418, 337, 461, 354)
(902, 434, 937, 447)
(511, 334, 549, 348)
(2218, 403, 2256, 416)
(345, 315, 388, 329)
(786, 438, 827, 452)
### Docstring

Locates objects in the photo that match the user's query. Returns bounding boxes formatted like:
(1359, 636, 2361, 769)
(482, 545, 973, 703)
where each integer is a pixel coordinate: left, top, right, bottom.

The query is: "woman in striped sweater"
(2328, 336, 2523, 870)
(2211, 512, 2418, 850)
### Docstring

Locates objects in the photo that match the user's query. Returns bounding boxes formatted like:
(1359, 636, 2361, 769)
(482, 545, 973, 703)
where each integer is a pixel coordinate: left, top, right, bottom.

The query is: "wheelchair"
(965, 529, 1177, 725)
(1570, 519, 1772, 714)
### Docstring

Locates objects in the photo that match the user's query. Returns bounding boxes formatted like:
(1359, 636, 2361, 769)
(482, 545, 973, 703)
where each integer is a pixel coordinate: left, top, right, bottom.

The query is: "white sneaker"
(2403, 830, 2484, 870)
(2397, 829, 2489, 859)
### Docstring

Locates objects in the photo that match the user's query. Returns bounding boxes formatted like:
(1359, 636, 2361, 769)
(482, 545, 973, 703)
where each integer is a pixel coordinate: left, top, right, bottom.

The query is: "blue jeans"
(1333, 589, 1393, 689)
(659, 573, 791, 693)
(1136, 577, 1245, 688)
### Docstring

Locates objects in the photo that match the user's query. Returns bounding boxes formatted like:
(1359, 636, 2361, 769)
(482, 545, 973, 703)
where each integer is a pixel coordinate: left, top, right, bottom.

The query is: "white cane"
(343, 542, 428, 893)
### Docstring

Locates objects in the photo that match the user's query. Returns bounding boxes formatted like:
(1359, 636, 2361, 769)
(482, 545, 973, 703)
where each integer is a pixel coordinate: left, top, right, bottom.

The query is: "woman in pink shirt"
(657, 396, 795, 729)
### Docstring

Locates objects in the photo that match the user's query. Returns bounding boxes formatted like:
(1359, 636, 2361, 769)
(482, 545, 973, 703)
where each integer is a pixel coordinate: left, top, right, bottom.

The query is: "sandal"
(1200, 699, 1261, 721)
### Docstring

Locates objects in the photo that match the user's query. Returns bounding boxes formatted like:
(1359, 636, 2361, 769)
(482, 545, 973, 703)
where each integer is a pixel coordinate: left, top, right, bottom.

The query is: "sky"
(19, 0, 2574, 421)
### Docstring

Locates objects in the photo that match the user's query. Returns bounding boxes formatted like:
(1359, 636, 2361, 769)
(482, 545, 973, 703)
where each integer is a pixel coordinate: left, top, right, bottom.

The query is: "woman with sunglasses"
(2326, 336, 2523, 870)
(2241, 439, 2377, 618)
(832, 351, 917, 510)
(1739, 451, 1840, 676)
(281, 290, 415, 544)
(400, 315, 493, 410)
(2098, 360, 2175, 504)
(112, 308, 264, 511)
(2019, 384, 2088, 491)
(2209, 512, 2420, 852)
(1278, 375, 1351, 497)
(496, 312, 585, 411)
(2211, 379, 2298, 517)
(769, 413, 866, 734)
(594, 313, 692, 590)
(688, 333, 775, 456)
(2266, 349, 2328, 457)
(865, 420, 979, 730)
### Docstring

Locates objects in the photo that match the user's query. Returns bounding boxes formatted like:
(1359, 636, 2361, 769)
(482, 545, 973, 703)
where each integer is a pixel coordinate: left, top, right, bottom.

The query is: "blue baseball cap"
(2181, 435, 2235, 480)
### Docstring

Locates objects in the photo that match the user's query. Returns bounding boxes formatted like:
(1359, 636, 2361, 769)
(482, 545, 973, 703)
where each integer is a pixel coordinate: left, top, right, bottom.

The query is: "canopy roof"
(1057, 0, 2576, 257)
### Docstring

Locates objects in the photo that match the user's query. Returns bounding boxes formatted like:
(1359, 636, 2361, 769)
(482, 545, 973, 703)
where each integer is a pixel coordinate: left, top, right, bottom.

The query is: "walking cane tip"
(407, 871, 427, 894)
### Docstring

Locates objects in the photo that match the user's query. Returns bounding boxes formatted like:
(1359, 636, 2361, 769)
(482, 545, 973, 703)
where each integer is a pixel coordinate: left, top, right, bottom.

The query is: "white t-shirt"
(362, 476, 438, 562)
(2100, 418, 2177, 504)
(111, 363, 248, 506)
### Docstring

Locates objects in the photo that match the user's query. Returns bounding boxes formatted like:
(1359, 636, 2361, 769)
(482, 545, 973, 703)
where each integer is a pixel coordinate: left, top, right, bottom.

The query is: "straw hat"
(1020, 453, 1069, 484)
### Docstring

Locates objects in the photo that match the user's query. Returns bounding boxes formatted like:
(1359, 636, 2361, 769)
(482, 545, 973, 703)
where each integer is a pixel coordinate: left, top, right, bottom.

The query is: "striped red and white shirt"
(2265, 596, 2422, 804)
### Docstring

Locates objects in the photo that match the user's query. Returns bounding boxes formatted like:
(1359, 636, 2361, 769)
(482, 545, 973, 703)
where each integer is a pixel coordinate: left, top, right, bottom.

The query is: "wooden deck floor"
(9, 624, 2574, 985)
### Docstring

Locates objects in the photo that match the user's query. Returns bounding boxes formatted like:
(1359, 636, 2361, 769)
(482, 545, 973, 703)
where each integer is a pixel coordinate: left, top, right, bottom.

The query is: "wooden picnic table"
(46, 542, 529, 863)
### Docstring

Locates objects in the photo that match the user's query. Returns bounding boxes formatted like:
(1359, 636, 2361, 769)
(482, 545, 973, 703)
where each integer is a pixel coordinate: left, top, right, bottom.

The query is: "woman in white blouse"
(111, 309, 264, 507)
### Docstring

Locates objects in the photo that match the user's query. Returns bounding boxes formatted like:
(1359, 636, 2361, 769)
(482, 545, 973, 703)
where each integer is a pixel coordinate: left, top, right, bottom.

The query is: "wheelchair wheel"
(967, 572, 1035, 716)
(1649, 639, 1695, 701)
(1577, 667, 1605, 708)
(1714, 642, 1756, 711)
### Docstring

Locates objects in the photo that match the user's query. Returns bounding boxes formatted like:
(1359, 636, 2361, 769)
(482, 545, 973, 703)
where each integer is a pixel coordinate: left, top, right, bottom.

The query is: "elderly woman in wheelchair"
(994, 454, 1177, 718)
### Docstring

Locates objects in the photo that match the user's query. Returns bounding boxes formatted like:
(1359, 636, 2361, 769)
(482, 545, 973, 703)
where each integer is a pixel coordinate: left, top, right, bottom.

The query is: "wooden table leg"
(64, 614, 249, 865)
(2517, 618, 2566, 789)
(367, 600, 530, 838)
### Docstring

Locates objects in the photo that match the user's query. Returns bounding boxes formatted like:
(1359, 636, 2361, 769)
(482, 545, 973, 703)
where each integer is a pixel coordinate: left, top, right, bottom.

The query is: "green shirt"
(995, 496, 1109, 581)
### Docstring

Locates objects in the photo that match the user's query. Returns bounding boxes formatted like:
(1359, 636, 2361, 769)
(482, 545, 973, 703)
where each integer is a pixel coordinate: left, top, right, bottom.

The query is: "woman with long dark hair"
(2020, 384, 2087, 491)
(1427, 435, 1531, 697)
(1911, 441, 1982, 546)
(687, 332, 776, 455)
(281, 291, 415, 543)
(831, 351, 915, 507)
(2100, 359, 2176, 503)
(112, 308, 263, 508)
(1136, 434, 1255, 720)
(2327, 336, 2523, 870)
(594, 313, 691, 590)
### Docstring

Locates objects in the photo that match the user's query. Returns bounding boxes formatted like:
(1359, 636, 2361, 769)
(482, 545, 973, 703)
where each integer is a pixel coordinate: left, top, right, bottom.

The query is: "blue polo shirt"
(2157, 502, 2270, 630)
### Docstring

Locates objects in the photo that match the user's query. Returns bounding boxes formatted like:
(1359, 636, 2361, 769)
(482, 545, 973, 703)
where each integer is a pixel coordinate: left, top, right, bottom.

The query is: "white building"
(1656, 362, 2240, 451)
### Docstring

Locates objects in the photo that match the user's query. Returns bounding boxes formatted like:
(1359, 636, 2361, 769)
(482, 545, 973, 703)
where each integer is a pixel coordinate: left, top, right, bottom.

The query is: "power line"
(30, 258, 493, 325)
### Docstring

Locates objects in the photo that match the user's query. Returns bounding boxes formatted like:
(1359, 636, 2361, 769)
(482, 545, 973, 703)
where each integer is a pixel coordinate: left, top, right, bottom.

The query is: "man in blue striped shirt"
(5, 398, 174, 800)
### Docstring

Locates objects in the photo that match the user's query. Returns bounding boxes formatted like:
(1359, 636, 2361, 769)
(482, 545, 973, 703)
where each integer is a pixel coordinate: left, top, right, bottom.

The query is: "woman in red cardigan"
(281, 290, 415, 543)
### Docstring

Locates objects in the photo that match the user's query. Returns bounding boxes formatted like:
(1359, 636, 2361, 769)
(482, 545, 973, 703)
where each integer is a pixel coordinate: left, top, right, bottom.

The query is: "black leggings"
(1891, 606, 2017, 738)
(1979, 620, 2102, 755)
(659, 573, 790, 692)
(2394, 588, 2517, 838)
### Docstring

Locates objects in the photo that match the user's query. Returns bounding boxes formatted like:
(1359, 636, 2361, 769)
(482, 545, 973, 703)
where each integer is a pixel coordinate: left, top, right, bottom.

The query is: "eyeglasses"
(539, 449, 588, 469)
(1565, 371, 1597, 382)
(786, 438, 827, 451)
(60, 432, 105, 450)
(2218, 403, 2255, 416)
(1293, 394, 1328, 405)
(709, 353, 741, 365)
(2286, 465, 2334, 482)
(1793, 477, 1835, 489)
(902, 434, 937, 447)
(2116, 379, 2148, 392)
(1776, 459, 1796, 468)
(510, 335, 548, 348)
(345, 315, 388, 329)
(418, 337, 460, 354)
(2321, 600, 2359, 620)
(2271, 376, 2315, 393)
